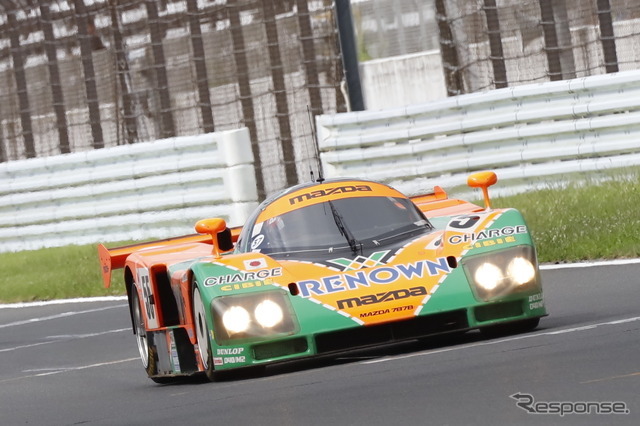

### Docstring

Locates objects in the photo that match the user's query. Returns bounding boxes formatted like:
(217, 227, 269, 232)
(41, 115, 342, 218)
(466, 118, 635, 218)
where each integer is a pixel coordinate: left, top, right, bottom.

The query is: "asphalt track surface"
(1, 262, 638, 426)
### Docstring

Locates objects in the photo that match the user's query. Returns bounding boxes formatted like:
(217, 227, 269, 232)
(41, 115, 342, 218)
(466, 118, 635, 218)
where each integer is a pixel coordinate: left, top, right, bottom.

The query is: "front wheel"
(193, 286, 216, 381)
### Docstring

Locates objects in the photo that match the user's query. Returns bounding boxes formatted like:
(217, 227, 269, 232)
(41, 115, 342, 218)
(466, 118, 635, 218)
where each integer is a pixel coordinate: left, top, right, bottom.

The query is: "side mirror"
(195, 218, 229, 258)
(467, 171, 497, 209)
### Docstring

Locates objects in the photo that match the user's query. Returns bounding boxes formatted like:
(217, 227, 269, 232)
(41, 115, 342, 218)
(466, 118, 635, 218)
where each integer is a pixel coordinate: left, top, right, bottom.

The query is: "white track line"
(540, 258, 640, 269)
(0, 327, 131, 353)
(0, 296, 127, 309)
(0, 305, 125, 328)
(362, 316, 640, 365)
(0, 358, 139, 384)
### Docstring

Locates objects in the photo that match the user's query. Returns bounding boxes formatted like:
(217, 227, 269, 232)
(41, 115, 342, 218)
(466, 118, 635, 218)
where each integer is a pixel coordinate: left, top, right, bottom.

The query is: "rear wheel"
(132, 286, 152, 369)
(193, 286, 216, 381)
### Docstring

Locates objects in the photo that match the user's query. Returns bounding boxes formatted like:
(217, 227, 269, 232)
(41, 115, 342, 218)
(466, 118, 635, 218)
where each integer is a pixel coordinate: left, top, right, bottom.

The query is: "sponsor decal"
(448, 225, 527, 245)
(243, 257, 267, 270)
(424, 236, 443, 250)
(327, 250, 390, 271)
(459, 236, 517, 250)
(359, 304, 414, 318)
(216, 347, 244, 355)
(213, 348, 246, 365)
(528, 293, 544, 310)
(289, 185, 372, 205)
(250, 236, 265, 251)
(297, 258, 451, 297)
(219, 280, 275, 291)
(221, 356, 246, 364)
(204, 267, 282, 286)
(339, 287, 427, 310)
(169, 331, 181, 372)
(361, 309, 389, 317)
(251, 221, 264, 237)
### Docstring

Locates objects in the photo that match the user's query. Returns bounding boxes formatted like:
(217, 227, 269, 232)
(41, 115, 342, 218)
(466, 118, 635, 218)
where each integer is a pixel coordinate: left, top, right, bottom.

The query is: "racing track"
(1, 263, 638, 425)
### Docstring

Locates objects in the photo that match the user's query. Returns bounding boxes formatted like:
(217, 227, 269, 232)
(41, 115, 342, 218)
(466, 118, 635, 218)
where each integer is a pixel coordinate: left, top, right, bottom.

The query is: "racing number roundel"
(448, 215, 480, 229)
(137, 268, 159, 329)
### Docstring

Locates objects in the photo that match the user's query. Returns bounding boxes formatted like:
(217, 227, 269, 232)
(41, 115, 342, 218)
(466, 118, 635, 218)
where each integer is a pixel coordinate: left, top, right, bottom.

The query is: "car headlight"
(212, 290, 298, 344)
(462, 245, 540, 301)
(507, 256, 536, 285)
(474, 262, 503, 291)
(254, 300, 284, 328)
(222, 306, 251, 334)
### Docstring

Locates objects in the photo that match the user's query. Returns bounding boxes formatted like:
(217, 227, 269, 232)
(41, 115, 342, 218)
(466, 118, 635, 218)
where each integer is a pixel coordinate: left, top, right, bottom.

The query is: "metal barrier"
(317, 70, 640, 199)
(5, 70, 640, 252)
(0, 128, 257, 252)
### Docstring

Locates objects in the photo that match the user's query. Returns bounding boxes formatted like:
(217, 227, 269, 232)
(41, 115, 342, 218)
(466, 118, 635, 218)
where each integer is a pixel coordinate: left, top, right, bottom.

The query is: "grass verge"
(1, 178, 639, 303)
(493, 177, 640, 262)
(0, 244, 125, 303)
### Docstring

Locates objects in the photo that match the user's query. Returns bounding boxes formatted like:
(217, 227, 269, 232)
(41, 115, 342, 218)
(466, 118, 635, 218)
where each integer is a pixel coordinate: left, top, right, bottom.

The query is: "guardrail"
(5, 71, 640, 253)
(317, 70, 640, 199)
(0, 128, 257, 253)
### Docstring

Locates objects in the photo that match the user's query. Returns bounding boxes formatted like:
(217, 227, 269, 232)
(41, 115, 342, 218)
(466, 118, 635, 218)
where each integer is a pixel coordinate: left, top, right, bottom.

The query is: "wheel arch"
(188, 268, 216, 333)
(124, 266, 136, 334)
(187, 268, 199, 326)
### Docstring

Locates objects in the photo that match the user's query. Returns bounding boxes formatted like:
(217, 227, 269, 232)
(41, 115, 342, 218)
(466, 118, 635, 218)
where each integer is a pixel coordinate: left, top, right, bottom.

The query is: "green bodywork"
(179, 208, 546, 371)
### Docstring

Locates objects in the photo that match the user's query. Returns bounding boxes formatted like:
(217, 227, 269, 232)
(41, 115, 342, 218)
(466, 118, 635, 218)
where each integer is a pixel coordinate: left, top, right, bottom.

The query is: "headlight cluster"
(462, 245, 539, 301)
(212, 290, 298, 344)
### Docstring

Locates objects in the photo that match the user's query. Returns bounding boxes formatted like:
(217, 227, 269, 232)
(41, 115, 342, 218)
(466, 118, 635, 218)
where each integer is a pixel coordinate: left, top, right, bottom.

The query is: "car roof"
(254, 177, 408, 222)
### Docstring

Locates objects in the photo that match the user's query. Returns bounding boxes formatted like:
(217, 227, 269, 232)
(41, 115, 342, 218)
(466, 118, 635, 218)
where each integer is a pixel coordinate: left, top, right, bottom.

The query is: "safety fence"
(0, 0, 343, 200)
(0, 128, 256, 252)
(317, 69, 640, 199)
(4, 70, 640, 252)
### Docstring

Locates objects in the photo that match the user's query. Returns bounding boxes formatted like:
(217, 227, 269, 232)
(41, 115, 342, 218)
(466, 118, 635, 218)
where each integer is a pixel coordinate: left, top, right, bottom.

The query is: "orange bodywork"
(410, 186, 481, 217)
(98, 227, 241, 288)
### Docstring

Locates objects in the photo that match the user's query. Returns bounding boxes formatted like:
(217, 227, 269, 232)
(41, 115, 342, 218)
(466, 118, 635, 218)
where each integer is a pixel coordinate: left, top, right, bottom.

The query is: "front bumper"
(210, 292, 546, 370)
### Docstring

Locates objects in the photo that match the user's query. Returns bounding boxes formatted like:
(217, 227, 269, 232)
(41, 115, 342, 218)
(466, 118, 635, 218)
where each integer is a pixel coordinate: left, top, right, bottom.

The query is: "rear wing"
(98, 227, 241, 288)
(410, 186, 481, 217)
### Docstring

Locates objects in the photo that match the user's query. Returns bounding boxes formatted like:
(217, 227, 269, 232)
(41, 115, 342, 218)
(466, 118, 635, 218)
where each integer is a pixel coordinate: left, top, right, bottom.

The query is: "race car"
(98, 171, 546, 383)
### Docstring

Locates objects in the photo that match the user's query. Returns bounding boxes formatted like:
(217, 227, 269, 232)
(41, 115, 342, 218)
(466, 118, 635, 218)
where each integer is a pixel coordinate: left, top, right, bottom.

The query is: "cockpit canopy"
(236, 180, 433, 257)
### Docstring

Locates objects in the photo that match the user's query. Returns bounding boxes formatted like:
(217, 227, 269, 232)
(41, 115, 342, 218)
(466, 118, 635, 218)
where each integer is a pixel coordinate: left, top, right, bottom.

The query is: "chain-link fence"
(2, 0, 640, 197)
(0, 0, 345, 198)
(352, 0, 640, 96)
(351, 0, 441, 60)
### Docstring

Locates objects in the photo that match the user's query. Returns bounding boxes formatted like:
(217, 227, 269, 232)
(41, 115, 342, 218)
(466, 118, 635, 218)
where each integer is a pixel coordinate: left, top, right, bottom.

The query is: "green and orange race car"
(98, 171, 546, 383)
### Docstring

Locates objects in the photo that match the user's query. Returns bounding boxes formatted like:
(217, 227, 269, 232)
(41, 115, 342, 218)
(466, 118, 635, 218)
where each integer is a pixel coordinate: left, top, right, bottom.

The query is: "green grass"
(0, 244, 126, 304)
(2, 178, 639, 303)
(493, 177, 640, 263)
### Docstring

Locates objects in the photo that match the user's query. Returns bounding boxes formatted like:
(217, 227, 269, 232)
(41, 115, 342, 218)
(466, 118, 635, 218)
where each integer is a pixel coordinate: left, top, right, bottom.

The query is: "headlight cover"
(212, 290, 298, 344)
(462, 245, 540, 302)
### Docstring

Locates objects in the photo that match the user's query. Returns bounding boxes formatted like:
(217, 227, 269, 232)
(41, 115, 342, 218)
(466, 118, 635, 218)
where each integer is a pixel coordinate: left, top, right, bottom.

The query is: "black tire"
(480, 317, 540, 339)
(132, 284, 172, 383)
(193, 286, 216, 381)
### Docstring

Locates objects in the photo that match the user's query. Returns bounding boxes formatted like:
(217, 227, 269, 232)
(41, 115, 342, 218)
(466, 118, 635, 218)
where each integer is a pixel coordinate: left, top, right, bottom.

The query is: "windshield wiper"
(371, 224, 433, 245)
(328, 200, 360, 255)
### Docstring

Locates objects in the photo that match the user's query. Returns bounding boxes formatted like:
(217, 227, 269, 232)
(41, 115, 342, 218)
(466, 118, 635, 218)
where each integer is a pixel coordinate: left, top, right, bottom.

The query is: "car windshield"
(247, 196, 433, 255)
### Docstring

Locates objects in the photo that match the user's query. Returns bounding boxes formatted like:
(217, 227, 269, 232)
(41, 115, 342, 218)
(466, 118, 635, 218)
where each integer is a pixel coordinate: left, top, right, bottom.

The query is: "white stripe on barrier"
(0, 128, 256, 253)
(317, 70, 640, 197)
